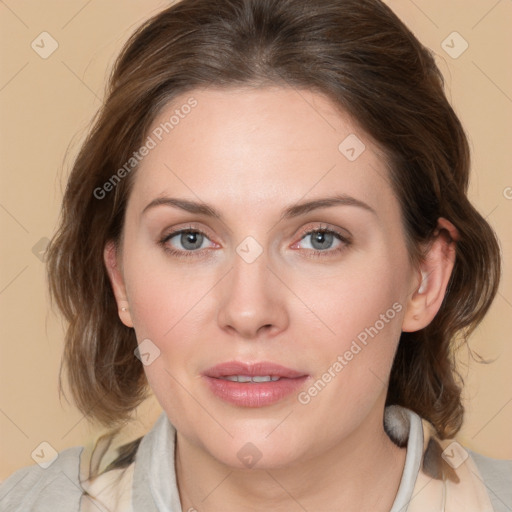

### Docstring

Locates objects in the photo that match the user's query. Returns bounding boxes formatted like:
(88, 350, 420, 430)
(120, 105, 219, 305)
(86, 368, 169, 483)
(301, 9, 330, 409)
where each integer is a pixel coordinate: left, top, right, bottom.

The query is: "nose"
(216, 249, 289, 340)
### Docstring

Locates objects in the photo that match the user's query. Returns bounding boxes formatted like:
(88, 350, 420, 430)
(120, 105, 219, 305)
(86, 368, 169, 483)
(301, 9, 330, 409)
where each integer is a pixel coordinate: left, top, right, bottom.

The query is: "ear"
(402, 218, 458, 332)
(104, 240, 134, 328)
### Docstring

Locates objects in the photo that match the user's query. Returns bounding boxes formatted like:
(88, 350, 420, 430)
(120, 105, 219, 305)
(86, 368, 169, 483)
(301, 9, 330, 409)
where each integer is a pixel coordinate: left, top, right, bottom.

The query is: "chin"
(197, 425, 311, 471)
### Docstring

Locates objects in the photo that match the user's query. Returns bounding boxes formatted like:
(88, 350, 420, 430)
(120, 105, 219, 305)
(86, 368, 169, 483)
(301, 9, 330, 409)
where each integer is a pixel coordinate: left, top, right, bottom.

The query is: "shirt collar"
(131, 405, 425, 512)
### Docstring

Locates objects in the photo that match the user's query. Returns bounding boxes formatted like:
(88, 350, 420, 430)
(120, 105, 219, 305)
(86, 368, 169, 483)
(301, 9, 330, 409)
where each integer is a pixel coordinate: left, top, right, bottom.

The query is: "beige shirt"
(1, 405, 511, 511)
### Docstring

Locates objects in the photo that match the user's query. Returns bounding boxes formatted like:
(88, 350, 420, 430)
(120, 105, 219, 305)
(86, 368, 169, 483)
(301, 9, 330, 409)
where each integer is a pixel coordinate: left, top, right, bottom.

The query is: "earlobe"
(402, 218, 458, 332)
(103, 240, 134, 328)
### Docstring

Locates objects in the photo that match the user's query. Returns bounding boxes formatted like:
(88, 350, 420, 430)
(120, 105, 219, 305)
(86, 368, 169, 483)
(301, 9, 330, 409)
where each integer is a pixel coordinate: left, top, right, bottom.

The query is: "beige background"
(1, 0, 511, 480)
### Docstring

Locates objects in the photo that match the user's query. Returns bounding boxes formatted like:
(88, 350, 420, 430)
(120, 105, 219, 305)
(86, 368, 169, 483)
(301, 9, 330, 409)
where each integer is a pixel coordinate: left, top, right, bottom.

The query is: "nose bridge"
(216, 243, 288, 338)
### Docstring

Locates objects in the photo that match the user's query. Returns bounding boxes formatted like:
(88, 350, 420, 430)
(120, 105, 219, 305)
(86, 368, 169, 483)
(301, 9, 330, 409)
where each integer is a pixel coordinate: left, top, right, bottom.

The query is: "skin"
(105, 86, 457, 511)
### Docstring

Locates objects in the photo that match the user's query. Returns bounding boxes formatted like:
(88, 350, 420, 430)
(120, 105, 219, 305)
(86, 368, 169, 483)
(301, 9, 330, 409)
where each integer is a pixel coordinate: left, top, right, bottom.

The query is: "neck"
(175, 405, 406, 512)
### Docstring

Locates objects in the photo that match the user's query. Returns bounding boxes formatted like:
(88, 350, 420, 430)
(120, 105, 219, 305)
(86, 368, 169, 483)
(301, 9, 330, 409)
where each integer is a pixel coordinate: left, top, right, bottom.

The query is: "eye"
(158, 224, 351, 259)
(292, 225, 351, 257)
(159, 227, 216, 258)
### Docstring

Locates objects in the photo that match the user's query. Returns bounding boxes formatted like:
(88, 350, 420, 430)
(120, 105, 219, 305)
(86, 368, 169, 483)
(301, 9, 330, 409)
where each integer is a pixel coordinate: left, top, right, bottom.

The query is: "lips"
(202, 361, 309, 407)
(204, 361, 306, 379)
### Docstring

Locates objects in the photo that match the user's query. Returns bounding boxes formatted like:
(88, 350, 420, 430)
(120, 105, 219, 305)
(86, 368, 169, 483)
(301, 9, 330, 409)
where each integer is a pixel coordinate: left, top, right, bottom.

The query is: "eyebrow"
(142, 193, 376, 220)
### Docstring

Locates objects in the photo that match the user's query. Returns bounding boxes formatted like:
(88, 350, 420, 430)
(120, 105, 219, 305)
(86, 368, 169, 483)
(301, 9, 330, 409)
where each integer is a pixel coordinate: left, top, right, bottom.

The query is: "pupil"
(182, 232, 202, 250)
(312, 231, 333, 250)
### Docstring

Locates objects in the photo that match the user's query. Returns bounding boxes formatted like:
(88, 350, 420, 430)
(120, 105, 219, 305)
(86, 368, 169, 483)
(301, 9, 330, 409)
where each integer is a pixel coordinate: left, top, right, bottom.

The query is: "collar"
(118, 405, 494, 511)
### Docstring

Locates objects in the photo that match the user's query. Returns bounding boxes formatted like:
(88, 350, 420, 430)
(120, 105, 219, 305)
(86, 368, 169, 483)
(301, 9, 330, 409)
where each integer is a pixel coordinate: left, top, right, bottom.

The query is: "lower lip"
(203, 376, 309, 407)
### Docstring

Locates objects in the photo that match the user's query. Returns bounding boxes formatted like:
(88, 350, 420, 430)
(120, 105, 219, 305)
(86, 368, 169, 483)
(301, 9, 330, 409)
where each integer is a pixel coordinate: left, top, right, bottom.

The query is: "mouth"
(202, 361, 309, 407)
(218, 375, 282, 382)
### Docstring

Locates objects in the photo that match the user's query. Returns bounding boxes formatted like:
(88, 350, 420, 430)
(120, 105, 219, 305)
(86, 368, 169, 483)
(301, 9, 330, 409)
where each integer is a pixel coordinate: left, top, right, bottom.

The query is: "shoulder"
(0, 446, 84, 512)
(80, 464, 135, 512)
(387, 407, 512, 511)
(467, 449, 512, 512)
(420, 417, 512, 511)
(0, 441, 139, 512)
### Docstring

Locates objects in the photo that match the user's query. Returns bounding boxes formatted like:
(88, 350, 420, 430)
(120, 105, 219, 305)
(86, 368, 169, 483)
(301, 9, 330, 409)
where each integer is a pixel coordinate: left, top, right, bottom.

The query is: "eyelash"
(158, 224, 351, 260)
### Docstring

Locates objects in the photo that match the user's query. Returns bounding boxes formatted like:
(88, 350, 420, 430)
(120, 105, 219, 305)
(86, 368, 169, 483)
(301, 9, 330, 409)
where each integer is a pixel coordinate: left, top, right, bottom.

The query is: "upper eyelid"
(297, 223, 351, 239)
(163, 226, 211, 239)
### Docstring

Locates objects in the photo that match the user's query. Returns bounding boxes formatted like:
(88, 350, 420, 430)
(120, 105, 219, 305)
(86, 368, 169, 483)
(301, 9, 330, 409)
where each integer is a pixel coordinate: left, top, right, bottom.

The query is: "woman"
(1, 0, 510, 510)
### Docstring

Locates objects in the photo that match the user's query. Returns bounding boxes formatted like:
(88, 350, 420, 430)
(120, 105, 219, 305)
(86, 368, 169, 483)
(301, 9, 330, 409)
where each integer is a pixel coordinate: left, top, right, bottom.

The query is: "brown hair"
(47, 0, 500, 456)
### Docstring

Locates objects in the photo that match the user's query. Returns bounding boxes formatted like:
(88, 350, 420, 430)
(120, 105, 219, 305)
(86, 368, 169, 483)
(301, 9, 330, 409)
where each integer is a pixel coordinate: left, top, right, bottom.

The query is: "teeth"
(221, 375, 280, 383)
(252, 375, 280, 382)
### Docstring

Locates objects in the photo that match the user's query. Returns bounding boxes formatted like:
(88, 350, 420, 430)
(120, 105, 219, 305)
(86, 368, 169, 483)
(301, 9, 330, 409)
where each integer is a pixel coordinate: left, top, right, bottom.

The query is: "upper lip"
(203, 361, 307, 379)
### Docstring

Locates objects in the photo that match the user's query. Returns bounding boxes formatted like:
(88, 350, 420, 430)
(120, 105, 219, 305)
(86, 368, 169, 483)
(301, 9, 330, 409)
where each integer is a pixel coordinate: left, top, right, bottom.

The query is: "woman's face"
(111, 86, 420, 468)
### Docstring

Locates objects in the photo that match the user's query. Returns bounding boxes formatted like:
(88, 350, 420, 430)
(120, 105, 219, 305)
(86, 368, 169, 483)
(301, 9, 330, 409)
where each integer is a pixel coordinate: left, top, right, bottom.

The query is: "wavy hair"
(47, 0, 501, 469)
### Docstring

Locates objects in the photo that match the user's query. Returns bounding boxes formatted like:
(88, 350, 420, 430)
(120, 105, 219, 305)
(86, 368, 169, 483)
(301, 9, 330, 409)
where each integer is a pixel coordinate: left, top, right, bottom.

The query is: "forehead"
(128, 86, 395, 219)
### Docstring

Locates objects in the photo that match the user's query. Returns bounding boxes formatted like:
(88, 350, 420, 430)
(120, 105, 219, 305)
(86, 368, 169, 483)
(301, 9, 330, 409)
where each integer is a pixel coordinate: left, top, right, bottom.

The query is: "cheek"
(124, 260, 213, 422)
(296, 256, 405, 349)
(294, 278, 404, 429)
(291, 252, 407, 413)
(124, 243, 210, 337)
